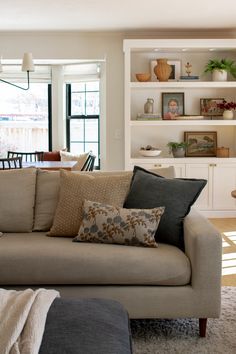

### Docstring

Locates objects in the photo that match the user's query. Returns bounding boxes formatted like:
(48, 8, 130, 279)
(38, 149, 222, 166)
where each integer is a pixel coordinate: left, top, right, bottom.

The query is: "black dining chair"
(81, 153, 96, 171)
(0, 157, 23, 170)
(7, 151, 44, 162)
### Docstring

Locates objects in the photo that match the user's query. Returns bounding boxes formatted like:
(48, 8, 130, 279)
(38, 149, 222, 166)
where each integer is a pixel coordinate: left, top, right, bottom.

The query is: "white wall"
(0, 30, 236, 170)
(0, 31, 124, 170)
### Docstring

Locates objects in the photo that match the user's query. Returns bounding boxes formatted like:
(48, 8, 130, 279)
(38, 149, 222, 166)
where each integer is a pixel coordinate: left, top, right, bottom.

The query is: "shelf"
(123, 39, 236, 52)
(130, 81, 236, 89)
(130, 120, 236, 126)
(131, 157, 236, 163)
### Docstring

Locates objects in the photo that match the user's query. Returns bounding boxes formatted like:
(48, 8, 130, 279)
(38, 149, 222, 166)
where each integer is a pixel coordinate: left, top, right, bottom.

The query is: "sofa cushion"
(0, 168, 37, 232)
(33, 170, 61, 231)
(74, 200, 164, 247)
(124, 166, 207, 250)
(0, 232, 191, 286)
(48, 170, 132, 237)
(33, 167, 175, 232)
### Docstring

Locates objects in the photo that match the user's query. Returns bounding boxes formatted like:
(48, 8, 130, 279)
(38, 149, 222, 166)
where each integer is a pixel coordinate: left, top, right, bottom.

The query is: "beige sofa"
(0, 167, 222, 336)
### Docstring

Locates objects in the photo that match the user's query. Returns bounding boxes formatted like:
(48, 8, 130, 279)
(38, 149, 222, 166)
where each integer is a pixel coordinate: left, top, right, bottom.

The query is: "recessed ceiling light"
(209, 48, 215, 51)
(182, 48, 187, 52)
(154, 48, 159, 52)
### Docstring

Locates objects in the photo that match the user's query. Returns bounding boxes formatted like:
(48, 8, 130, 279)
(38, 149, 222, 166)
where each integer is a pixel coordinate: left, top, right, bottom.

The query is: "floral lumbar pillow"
(73, 200, 165, 247)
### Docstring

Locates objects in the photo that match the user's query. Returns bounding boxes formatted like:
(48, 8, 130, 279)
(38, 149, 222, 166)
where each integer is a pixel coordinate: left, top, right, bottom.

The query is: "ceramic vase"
(154, 59, 172, 82)
(172, 147, 185, 158)
(223, 110, 234, 119)
(144, 98, 154, 114)
(212, 69, 227, 82)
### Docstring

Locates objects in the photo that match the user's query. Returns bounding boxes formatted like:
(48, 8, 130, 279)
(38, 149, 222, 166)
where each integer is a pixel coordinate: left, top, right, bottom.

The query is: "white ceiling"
(1, 0, 236, 32)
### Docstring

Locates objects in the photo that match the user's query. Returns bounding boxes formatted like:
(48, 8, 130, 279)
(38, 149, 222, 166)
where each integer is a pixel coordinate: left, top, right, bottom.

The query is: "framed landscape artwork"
(200, 98, 224, 117)
(184, 131, 217, 157)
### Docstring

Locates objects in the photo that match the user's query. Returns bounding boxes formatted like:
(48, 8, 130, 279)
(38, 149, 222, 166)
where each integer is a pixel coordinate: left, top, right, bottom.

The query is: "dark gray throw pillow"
(123, 166, 207, 249)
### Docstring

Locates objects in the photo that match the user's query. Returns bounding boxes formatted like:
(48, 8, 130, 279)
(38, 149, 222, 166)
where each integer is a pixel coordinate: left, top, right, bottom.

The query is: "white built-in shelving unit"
(123, 38, 236, 217)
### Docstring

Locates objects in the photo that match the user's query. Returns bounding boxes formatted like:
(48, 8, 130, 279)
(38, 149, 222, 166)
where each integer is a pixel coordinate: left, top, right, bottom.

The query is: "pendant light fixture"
(0, 53, 35, 91)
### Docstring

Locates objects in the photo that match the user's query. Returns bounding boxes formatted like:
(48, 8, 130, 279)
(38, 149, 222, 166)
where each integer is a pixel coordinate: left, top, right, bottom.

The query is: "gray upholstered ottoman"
(39, 298, 132, 354)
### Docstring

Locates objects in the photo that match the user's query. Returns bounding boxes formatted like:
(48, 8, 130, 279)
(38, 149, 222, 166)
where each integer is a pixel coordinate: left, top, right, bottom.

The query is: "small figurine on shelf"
(180, 62, 199, 80)
(185, 62, 192, 76)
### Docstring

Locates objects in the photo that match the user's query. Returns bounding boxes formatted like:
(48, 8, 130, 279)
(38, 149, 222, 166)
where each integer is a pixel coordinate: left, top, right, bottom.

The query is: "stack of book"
(136, 113, 162, 120)
(179, 75, 199, 80)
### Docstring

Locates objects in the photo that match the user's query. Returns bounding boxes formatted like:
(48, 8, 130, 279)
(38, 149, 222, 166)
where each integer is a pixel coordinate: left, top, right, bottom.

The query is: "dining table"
(22, 160, 78, 171)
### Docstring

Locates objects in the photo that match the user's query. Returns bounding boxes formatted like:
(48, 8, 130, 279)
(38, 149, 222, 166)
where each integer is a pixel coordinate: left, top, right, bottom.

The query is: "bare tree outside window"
(0, 83, 49, 157)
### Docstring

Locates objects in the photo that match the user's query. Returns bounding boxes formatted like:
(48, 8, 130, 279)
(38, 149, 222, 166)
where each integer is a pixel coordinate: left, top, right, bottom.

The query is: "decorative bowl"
(135, 73, 151, 82)
(139, 149, 162, 157)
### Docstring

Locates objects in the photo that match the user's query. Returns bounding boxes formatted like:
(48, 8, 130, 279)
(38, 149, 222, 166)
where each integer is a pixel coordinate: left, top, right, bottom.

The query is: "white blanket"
(0, 288, 59, 354)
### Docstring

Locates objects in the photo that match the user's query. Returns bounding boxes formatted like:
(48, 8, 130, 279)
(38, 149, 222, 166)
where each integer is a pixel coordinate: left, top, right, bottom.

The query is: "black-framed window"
(66, 81, 100, 168)
(0, 83, 52, 156)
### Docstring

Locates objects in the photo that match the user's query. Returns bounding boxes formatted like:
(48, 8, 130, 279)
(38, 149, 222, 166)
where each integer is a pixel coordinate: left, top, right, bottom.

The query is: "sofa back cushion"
(33, 166, 175, 232)
(0, 168, 37, 232)
(33, 170, 61, 231)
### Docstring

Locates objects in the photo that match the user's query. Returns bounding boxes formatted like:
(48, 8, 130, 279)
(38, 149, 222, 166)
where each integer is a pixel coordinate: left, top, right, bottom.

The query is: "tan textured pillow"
(0, 168, 37, 232)
(60, 151, 89, 170)
(33, 170, 60, 231)
(48, 170, 132, 237)
(74, 200, 165, 247)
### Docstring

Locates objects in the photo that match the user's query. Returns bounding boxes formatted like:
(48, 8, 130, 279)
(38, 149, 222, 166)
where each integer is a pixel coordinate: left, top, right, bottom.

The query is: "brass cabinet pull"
(209, 163, 217, 167)
(154, 164, 162, 167)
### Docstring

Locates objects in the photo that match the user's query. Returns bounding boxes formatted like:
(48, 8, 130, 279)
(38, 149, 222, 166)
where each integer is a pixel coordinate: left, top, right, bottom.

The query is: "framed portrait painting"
(200, 98, 224, 117)
(184, 131, 217, 157)
(162, 92, 185, 120)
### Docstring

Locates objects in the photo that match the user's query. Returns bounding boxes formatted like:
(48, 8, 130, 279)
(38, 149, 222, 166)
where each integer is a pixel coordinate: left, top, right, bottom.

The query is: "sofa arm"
(184, 208, 222, 291)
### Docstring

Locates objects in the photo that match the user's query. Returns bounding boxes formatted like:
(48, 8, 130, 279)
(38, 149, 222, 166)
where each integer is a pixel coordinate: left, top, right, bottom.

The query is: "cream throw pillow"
(60, 151, 89, 171)
(0, 168, 37, 232)
(48, 170, 132, 237)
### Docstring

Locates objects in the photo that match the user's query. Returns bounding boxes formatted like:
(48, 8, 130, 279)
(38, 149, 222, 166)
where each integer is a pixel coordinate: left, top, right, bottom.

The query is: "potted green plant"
(204, 59, 236, 81)
(167, 141, 189, 158)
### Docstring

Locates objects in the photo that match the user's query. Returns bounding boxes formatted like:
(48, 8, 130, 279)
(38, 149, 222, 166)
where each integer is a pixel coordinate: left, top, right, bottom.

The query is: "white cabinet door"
(185, 163, 212, 210)
(129, 162, 185, 178)
(212, 163, 236, 210)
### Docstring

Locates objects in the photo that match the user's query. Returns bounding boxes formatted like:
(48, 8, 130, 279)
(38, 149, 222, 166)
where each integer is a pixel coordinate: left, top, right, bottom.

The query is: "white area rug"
(131, 287, 236, 354)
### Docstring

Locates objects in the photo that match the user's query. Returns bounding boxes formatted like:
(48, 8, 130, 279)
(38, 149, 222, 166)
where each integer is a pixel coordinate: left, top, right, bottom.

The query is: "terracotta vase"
(154, 58, 172, 82)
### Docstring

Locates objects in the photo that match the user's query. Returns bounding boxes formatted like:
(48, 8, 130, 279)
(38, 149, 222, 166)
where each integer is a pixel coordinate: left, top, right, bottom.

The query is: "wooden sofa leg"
(199, 318, 207, 337)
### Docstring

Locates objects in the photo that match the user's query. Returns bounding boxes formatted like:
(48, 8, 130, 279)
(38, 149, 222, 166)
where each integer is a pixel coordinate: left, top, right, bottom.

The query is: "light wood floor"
(209, 218, 236, 287)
